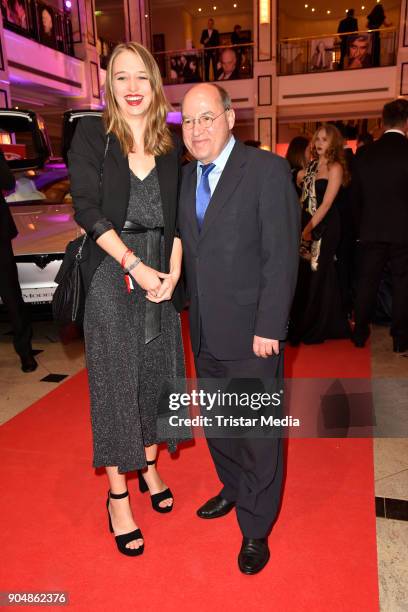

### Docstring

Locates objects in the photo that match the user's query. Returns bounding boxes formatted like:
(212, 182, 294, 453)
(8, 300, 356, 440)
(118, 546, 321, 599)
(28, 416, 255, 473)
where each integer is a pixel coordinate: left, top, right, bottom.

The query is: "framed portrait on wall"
(345, 33, 373, 69)
(169, 53, 202, 84)
(404, 0, 408, 46)
(401, 63, 408, 96)
(86, 0, 96, 46)
(1, 0, 30, 33)
(309, 38, 335, 72)
(38, 3, 57, 49)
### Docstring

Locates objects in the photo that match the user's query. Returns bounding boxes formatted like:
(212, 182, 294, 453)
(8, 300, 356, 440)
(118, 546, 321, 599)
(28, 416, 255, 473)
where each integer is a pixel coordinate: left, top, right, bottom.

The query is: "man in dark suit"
(179, 83, 300, 574)
(352, 98, 408, 352)
(200, 18, 220, 82)
(337, 8, 358, 69)
(0, 151, 37, 372)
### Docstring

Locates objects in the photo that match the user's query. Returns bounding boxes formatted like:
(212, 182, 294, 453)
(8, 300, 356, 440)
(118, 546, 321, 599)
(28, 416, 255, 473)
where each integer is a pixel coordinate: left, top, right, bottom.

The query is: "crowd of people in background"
(285, 98, 408, 353)
(168, 18, 252, 84)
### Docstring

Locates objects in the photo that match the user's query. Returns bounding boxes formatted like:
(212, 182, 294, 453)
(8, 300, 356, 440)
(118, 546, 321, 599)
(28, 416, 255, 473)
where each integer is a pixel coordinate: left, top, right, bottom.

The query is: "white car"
(1, 109, 101, 305)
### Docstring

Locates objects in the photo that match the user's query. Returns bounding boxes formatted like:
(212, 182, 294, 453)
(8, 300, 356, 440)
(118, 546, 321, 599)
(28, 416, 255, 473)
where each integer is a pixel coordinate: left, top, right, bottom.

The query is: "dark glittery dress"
(84, 167, 185, 473)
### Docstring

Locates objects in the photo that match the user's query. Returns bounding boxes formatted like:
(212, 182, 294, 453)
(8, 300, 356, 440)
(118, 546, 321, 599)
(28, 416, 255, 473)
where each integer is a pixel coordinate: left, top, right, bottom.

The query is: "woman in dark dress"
(367, 3, 391, 67)
(289, 123, 350, 344)
(69, 42, 185, 556)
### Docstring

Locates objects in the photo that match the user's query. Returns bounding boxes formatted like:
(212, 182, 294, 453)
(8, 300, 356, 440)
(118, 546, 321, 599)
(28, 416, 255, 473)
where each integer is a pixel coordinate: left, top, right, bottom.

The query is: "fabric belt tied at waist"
(122, 220, 163, 345)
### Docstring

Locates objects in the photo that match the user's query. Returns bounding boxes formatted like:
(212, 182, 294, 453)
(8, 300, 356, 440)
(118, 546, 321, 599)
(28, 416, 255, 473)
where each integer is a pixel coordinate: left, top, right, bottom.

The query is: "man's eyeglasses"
(182, 108, 230, 131)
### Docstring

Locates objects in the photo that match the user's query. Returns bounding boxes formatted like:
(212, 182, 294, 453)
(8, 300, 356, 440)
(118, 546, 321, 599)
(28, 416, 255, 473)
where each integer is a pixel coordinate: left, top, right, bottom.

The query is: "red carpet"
(1, 317, 378, 611)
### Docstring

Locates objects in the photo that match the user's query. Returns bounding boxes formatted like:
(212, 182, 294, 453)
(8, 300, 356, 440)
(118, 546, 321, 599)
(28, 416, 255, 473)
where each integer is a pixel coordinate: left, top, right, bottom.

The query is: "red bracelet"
(121, 248, 133, 269)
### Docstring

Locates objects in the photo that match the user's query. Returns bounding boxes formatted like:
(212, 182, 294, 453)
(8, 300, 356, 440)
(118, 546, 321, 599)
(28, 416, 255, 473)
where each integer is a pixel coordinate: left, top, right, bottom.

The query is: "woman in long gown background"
(289, 123, 351, 345)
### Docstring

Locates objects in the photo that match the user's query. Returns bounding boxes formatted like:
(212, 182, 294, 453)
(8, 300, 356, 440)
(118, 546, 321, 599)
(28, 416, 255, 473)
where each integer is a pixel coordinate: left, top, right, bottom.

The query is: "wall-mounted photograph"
(38, 3, 56, 48)
(169, 53, 202, 84)
(1, 0, 29, 32)
(310, 38, 335, 72)
(345, 33, 373, 70)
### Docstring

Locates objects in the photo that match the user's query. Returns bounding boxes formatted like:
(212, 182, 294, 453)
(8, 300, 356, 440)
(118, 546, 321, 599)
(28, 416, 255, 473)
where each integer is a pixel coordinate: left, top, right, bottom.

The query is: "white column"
(0, 13, 11, 108)
(253, 0, 278, 151)
(124, 0, 151, 48)
(396, 0, 408, 97)
(71, 0, 101, 108)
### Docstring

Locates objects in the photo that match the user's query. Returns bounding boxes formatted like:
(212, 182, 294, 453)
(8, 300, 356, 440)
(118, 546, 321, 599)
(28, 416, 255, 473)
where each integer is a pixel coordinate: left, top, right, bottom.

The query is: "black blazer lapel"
(155, 153, 172, 237)
(199, 140, 247, 240)
(101, 133, 130, 230)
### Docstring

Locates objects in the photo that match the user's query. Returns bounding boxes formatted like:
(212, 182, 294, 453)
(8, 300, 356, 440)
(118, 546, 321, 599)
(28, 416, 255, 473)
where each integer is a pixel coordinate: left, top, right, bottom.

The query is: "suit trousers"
(195, 334, 284, 538)
(0, 238, 32, 356)
(203, 50, 218, 81)
(354, 241, 408, 342)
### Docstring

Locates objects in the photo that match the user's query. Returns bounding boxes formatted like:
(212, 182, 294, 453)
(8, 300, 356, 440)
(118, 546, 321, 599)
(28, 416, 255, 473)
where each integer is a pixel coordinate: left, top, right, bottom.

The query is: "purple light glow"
(45, 214, 72, 223)
(167, 111, 182, 125)
(65, 0, 72, 8)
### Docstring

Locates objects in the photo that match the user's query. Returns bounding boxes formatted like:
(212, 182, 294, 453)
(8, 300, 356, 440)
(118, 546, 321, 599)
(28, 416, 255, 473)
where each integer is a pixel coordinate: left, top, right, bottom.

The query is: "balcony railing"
(153, 43, 254, 85)
(278, 28, 397, 76)
(1, 0, 74, 56)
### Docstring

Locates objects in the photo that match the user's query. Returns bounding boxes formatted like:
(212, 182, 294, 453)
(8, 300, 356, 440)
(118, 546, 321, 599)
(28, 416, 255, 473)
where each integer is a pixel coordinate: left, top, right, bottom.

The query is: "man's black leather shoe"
(196, 495, 235, 519)
(352, 329, 369, 348)
(238, 537, 270, 575)
(393, 339, 408, 353)
(20, 354, 38, 373)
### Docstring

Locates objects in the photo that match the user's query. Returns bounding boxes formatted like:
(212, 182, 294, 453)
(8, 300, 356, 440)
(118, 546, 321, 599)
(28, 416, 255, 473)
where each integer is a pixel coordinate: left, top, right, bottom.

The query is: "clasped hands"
(130, 262, 178, 302)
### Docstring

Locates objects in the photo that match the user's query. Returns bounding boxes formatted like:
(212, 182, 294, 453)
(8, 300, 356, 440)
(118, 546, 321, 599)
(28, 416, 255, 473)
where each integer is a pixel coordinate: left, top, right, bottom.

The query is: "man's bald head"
(181, 83, 235, 164)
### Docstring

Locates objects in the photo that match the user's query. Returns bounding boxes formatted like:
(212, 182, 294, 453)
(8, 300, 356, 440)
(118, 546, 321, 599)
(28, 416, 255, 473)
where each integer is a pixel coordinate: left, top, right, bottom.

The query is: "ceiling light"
(213, 5, 217, 9)
(144, 14, 148, 18)
(361, 5, 365, 9)
(305, 3, 308, 7)
(327, 9, 331, 13)
(311, 7, 315, 11)
(198, 7, 202, 11)
(233, 3, 237, 6)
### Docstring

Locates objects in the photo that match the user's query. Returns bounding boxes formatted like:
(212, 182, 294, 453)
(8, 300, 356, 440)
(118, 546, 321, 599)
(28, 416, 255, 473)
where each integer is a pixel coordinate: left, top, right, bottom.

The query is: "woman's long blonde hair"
(310, 123, 350, 186)
(103, 42, 173, 156)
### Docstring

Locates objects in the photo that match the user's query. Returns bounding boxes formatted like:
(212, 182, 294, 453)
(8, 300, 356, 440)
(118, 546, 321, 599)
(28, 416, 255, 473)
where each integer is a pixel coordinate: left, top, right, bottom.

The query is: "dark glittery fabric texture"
(84, 168, 185, 473)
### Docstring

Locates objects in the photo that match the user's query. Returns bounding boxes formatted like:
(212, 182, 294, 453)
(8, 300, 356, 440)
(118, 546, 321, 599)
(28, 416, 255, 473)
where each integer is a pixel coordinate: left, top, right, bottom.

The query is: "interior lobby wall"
(151, 6, 190, 50)
(95, 9, 126, 42)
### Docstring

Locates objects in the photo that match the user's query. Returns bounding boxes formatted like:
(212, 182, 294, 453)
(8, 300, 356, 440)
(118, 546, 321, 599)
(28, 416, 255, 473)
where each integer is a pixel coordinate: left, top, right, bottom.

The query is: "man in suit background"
(200, 18, 220, 82)
(179, 83, 300, 574)
(337, 8, 358, 69)
(352, 98, 408, 352)
(0, 150, 37, 372)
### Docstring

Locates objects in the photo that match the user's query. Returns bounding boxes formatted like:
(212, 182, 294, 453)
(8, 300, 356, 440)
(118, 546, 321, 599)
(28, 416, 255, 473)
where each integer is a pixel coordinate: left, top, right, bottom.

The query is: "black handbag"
(52, 234, 88, 324)
(52, 133, 110, 325)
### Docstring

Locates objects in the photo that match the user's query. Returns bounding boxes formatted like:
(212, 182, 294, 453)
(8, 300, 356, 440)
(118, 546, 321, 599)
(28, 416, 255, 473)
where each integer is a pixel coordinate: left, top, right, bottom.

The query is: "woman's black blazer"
(68, 117, 184, 312)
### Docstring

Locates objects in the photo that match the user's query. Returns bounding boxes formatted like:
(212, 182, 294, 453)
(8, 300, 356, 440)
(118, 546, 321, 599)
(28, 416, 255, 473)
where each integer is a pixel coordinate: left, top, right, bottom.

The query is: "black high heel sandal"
(137, 459, 174, 514)
(106, 490, 144, 556)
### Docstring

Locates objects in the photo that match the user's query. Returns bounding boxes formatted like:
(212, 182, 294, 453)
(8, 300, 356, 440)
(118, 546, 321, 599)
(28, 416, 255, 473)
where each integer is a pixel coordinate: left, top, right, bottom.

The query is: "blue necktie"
(196, 163, 215, 230)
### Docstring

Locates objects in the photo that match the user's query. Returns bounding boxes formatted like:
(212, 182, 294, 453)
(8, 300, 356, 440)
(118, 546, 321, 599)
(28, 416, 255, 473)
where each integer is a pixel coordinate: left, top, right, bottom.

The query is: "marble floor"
(0, 317, 407, 610)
